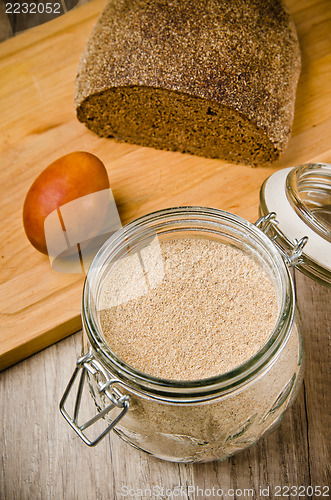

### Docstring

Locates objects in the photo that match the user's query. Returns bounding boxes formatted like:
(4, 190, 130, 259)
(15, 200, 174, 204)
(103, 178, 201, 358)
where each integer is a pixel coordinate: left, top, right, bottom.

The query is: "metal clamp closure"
(59, 352, 129, 447)
(255, 212, 309, 267)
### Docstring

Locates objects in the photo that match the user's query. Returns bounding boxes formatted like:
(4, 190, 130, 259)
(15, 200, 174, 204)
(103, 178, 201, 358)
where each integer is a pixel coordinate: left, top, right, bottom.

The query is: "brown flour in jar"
(100, 238, 279, 380)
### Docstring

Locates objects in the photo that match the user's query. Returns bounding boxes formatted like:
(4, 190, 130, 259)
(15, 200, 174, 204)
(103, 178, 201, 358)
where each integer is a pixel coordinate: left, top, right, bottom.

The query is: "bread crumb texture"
(75, 0, 301, 166)
(100, 238, 279, 380)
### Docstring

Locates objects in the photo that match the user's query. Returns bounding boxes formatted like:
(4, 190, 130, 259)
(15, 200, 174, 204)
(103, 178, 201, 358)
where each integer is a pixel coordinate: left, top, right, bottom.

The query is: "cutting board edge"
(0, 315, 82, 371)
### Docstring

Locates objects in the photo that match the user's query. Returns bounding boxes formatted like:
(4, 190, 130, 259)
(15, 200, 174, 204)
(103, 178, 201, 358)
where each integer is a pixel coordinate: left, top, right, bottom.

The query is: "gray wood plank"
(294, 271, 331, 488)
(0, 0, 13, 41)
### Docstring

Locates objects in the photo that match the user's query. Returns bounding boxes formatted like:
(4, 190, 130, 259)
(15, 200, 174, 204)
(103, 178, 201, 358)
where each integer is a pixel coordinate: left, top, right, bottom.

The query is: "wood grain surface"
(0, 0, 330, 498)
(0, 0, 330, 370)
(0, 270, 330, 499)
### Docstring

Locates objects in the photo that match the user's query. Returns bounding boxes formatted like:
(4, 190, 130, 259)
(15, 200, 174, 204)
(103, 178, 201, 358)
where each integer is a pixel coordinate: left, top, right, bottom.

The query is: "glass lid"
(260, 163, 331, 286)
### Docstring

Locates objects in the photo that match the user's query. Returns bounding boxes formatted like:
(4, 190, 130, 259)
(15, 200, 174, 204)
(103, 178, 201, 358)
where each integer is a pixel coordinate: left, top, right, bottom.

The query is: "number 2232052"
(5, 3, 61, 14)
(275, 485, 329, 497)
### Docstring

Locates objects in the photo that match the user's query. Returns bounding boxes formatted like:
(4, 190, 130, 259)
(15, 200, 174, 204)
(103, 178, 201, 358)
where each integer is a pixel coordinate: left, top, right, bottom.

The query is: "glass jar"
(259, 163, 331, 286)
(60, 207, 304, 462)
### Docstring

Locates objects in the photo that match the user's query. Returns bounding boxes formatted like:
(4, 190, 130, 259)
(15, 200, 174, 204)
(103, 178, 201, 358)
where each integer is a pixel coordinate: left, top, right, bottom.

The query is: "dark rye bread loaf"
(75, 0, 301, 166)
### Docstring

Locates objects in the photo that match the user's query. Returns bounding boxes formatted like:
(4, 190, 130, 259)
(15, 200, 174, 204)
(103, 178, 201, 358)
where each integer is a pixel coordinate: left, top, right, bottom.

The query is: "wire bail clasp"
(255, 212, 309, 267)
(255, 212, 279, 234)
(59, 352, 129, 447)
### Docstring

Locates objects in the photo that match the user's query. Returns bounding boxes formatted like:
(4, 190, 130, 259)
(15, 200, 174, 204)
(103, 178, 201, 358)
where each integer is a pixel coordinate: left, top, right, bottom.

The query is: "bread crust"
(75, 0, 301, 165)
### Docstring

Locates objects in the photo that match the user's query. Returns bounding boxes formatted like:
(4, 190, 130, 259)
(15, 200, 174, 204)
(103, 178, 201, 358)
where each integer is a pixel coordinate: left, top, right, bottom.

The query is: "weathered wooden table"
(1, 272, 330, 499)
(0, 0, 330, 498)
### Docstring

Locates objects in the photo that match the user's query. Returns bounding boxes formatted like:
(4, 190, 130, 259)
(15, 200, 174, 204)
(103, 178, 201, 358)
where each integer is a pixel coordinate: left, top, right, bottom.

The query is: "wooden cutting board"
(0, 0, 330, 371)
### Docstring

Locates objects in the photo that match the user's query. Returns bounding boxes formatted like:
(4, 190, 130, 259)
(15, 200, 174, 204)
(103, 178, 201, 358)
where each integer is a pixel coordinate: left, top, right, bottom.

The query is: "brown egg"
(23, 152, 110, 255)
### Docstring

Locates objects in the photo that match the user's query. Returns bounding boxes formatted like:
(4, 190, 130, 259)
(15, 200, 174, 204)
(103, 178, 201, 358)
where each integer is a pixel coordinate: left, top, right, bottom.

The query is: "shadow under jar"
(60, 207, 304, 462)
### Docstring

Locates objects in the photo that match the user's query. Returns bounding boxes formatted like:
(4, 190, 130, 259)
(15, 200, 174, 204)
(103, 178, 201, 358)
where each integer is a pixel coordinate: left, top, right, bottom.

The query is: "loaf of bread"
(75, 0, 301, 166)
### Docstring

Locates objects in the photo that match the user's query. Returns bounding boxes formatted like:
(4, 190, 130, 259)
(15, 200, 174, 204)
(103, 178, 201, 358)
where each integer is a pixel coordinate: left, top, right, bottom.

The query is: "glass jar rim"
(286, 163, 331, 242)
(82, 206, 295, 402)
